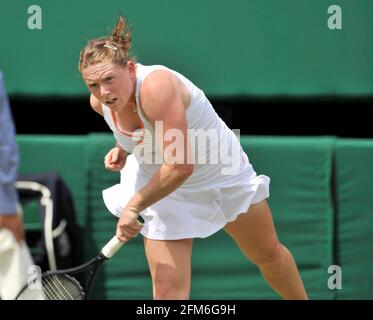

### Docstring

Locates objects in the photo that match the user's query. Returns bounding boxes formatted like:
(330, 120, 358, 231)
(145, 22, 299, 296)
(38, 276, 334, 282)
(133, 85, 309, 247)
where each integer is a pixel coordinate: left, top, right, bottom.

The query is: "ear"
(127, 60, 136, 78)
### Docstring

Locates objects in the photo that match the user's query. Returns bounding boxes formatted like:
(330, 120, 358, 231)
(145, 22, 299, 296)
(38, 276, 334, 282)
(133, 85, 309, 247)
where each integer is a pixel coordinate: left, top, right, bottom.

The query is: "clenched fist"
(116, 206, 143, 243)
(104, 146, 127, 171)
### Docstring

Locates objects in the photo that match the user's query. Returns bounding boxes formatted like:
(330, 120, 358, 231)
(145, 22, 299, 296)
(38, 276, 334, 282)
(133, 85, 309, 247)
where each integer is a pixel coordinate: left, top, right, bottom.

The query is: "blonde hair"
(79, 16, 135, 73)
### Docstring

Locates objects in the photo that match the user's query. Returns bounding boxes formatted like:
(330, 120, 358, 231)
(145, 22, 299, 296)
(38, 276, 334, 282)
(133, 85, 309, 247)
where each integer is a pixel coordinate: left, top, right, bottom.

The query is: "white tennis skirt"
(103, 154, 270, 240)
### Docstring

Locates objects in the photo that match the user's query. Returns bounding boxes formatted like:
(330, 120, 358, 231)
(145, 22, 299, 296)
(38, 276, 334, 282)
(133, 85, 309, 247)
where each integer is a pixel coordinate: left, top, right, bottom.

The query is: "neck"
(117, 81, 137, 115)
(128, 79, 137, 112)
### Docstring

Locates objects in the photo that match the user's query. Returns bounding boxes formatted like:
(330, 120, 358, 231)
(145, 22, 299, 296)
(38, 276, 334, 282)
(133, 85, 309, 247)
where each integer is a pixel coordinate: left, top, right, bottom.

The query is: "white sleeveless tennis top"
(102, 64, 270, 240)
(103, 63, 251, 190)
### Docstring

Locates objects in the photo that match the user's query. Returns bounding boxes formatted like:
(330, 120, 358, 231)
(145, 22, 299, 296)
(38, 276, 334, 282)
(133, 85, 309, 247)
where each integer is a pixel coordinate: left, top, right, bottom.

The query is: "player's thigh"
(224, 199, 280, 265)
(144, 237, 193, 287)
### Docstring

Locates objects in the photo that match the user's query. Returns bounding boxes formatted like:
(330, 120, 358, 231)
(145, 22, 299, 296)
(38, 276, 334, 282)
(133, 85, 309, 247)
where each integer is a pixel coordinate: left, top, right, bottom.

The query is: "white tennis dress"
(102, 63, 270, 240)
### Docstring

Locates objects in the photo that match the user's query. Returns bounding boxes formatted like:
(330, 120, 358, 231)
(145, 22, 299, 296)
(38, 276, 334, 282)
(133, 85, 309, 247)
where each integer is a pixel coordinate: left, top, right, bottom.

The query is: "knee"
(254, 242, 287, 269)
(154, 281, 189, 300)
(153, 265, 190, 300)
(153, 280, 189, 300)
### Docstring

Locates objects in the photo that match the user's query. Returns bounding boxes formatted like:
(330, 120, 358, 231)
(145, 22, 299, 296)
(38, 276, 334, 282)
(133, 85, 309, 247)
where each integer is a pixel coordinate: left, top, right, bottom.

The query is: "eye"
(89, 83, 97, 89)
(105, 76, 114, 82)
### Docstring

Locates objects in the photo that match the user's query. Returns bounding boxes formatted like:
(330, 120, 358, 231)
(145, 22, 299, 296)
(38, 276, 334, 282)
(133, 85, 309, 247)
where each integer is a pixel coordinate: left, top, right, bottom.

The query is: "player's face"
(83, 61, 136, 112)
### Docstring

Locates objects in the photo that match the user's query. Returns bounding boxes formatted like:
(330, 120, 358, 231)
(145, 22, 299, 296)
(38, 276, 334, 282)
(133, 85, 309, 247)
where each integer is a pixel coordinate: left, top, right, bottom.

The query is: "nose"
(100, 85, 110, 98)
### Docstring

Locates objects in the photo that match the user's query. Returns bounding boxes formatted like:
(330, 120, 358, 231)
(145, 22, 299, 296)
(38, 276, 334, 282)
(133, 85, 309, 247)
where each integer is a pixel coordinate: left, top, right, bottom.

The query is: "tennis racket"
(15, 215, 144, 300)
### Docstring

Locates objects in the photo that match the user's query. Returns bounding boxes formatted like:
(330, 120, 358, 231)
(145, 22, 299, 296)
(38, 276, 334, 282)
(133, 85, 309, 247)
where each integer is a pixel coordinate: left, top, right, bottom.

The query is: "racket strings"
(16, 274, 84, 300)
(42, 275, 76, 300)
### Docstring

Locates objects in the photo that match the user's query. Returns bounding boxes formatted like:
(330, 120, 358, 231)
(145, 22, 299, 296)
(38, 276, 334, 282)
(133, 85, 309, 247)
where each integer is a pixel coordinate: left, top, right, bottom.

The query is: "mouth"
(106, 98, 118, 106)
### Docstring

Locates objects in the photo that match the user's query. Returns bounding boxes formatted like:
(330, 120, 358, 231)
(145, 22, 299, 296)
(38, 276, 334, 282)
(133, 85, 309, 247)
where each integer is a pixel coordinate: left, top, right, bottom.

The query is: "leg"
(224, 200, 308, 300)
(144, 237, 193, 300)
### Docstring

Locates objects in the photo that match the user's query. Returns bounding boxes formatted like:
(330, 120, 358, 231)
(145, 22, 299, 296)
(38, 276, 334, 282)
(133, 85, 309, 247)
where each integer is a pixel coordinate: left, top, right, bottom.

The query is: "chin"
(114, 103, 125, 112)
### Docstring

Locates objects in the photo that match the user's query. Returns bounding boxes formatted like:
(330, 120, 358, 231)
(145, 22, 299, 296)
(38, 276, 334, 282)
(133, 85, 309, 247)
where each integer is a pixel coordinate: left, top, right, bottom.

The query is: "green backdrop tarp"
(335, 140, 373, 299)
(16, 135, 89, 227)
(16, 134, 336, 299)
(190, 136, 335, 299)
(2, 0, 373, 97)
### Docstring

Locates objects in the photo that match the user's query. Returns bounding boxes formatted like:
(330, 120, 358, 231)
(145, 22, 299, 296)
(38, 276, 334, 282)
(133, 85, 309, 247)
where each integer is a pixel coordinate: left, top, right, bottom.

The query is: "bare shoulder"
(139, 69, 192, 128)
(90, 94, 103, 116)
(141, 70, 180, 98)
(141, 70, 189, 115)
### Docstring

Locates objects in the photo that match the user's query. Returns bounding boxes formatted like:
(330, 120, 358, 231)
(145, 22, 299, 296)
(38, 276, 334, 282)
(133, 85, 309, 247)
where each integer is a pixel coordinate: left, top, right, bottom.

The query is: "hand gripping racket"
(16, 215, 144, 300)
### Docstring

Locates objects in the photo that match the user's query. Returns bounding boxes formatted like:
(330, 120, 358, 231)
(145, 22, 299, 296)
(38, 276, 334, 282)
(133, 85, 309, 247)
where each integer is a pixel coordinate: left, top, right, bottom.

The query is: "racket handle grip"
(101, 215, 144, 259)
(101, 236, 124, 258)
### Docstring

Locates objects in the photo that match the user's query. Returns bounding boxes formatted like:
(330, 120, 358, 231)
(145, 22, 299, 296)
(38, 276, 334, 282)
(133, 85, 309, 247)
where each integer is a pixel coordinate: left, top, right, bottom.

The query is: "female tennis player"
(79, 16, 308, 300)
